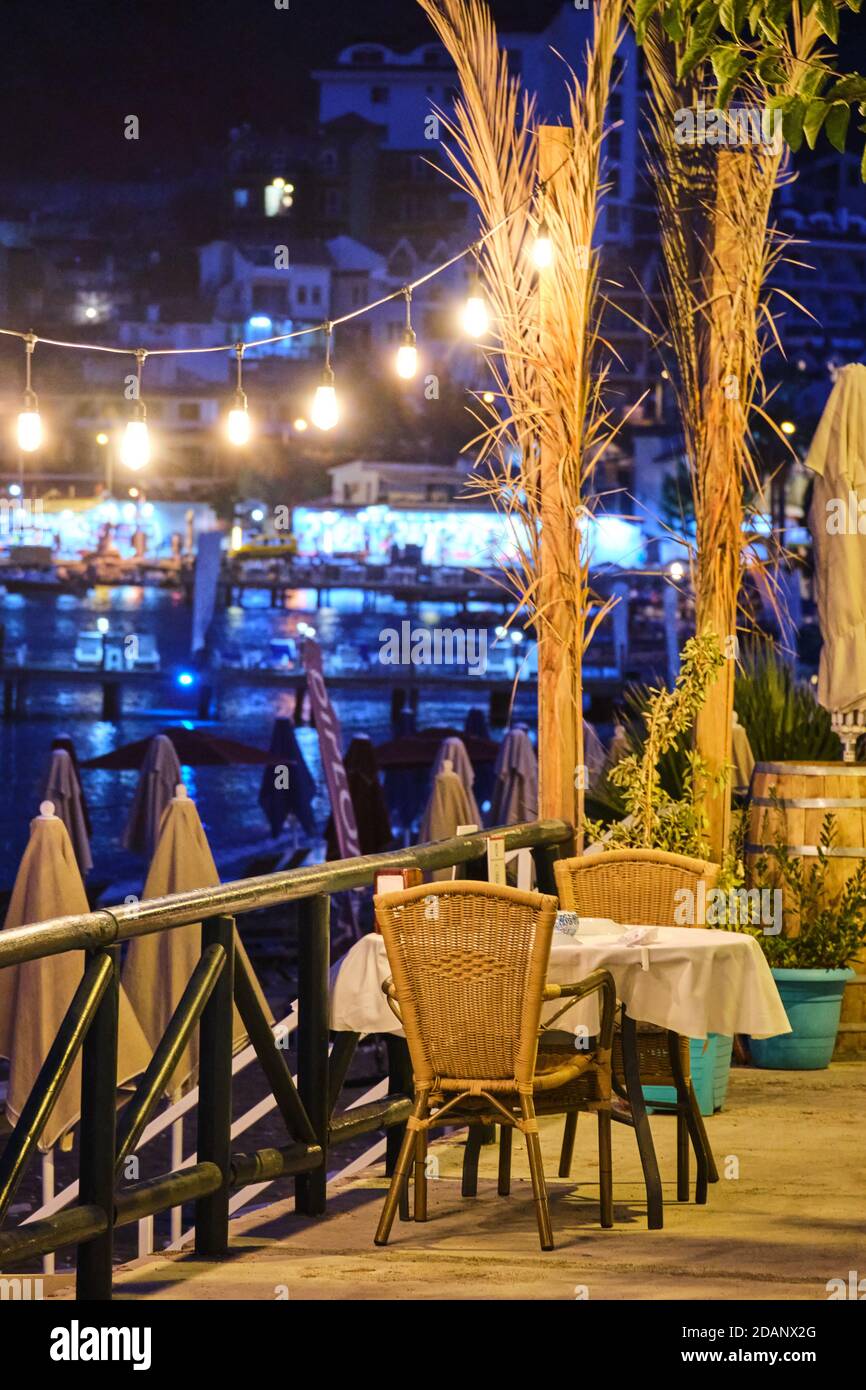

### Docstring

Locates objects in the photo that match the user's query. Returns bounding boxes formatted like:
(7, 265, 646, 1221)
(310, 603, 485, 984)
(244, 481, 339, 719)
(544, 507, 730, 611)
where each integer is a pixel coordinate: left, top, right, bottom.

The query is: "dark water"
(0, 585, 536, 892)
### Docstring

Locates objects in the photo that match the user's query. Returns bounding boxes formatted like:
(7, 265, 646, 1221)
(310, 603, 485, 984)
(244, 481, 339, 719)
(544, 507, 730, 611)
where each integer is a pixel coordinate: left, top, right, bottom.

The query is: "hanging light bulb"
(17, 334, 42, 452)
(533, 216, 554, 270)
(121, 350, 150, 470)
(227, 343, 252, 445)
(461, 272, 489, 338)
(395, 288, 418, 379)
(311, 324, 339, 430)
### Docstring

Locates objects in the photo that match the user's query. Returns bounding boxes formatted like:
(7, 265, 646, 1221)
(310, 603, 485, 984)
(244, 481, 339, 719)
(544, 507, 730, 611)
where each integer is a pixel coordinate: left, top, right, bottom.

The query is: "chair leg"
(688, 1082, 720, 1185)
(414, 1127, 428, 1222)
(375, 1091, 427, 1247)
(676, 1109, 690, 1202)
(462, 1124, 483, 1197)
(497, 1124, 512, 1196)
(520, 1093, 553, 1251)
(621, 1012, 664, 1230)
(597, 1108, 613, 1229)
(685, 1083, 711, 1205)
(559, 1111, 578, 1178)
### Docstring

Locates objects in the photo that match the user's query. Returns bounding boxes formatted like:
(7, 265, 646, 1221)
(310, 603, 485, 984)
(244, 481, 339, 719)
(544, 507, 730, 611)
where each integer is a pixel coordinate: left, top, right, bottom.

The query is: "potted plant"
(745, 813, 866, 1069)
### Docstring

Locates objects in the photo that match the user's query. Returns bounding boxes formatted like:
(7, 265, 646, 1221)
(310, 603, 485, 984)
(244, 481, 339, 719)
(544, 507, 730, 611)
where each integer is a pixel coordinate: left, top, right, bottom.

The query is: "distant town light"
(96, 617, 110, 634)
(482, 391, 496, 404)
(293, 417, 309, 432)
(96, 431, 109, 446)
(8, 483, 21, 497)
(249, 315, 272, 331)
(780, 420, 796, 436)
(251, 508, 265, 523)
(669, 561, 685, 581)
(177, 671, 195, 688)
(230, 523, 243, 551)
(84, 306, 98, 321)
(128, 487, 139, 498)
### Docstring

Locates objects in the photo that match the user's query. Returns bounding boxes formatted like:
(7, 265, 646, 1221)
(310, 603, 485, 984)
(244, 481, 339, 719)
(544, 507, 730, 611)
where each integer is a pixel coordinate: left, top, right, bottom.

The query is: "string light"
(0, 160, 574, 448)
(461, 269, 489, 338)
(311, 324, 339, 431)
(17, 334, 42, 452)
(395, 288, 418, 380)
(121, 350, 150, 471)
(227, 342, 252, 445)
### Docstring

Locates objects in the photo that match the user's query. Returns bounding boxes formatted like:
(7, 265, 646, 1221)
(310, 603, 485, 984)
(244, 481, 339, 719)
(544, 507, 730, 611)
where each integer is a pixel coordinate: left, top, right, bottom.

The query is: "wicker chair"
(554, 849, 721, 1206)
(373, 880, 616, 1251)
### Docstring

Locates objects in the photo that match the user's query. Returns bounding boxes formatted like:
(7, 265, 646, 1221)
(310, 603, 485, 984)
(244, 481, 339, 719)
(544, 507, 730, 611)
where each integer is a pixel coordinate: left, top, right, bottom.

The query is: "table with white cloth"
(329, 924, 791, 1227)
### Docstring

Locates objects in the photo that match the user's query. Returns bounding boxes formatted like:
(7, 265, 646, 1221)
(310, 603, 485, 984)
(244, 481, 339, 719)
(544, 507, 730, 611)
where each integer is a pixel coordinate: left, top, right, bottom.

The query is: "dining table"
(328, 920, 792, 1229)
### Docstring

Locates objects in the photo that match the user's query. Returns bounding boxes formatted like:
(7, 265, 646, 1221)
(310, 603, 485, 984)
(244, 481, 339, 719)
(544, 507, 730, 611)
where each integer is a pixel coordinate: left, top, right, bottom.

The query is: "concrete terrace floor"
(46, 1062, 866, 1301)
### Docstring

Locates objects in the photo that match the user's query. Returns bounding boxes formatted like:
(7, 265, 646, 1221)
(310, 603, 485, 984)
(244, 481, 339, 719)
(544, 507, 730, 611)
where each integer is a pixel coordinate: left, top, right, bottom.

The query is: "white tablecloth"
(329, 926, 791, 1042)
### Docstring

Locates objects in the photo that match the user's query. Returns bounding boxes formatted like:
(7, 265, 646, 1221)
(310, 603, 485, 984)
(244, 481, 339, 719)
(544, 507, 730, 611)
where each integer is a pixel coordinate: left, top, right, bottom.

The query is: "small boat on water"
(73, 630, 161, 671)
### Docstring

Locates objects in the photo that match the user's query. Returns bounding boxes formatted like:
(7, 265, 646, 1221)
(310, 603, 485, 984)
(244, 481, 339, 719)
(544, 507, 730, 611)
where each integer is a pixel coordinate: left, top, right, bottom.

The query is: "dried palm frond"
(418, 0, 628, 828)
(641, 7, 824, 859)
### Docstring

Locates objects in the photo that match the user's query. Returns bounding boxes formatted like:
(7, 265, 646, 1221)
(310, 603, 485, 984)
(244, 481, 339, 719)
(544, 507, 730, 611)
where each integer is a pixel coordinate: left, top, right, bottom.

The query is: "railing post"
(295, 894, 330, 1216)
(76, 946, 119, 1301)
(194, 914, 234, 1257)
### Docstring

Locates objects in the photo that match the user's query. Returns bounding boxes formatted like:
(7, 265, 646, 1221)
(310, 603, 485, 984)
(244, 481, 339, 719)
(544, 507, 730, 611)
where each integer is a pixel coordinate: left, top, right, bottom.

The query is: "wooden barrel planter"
(746, 761, 866, 1060)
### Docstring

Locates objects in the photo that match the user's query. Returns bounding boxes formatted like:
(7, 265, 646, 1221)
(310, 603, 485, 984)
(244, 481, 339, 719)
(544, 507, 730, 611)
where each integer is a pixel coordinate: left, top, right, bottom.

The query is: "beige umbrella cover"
(42, 748, 93, 875)
(122, 734, 183, 858)
(122, 788, 273, 1098)
(419, 768, 479, 882)
(805, 363, 866, 713)
(0, 806, 150, 1151)
(490, 729, 539, 826)
(431, 737, 482, 826)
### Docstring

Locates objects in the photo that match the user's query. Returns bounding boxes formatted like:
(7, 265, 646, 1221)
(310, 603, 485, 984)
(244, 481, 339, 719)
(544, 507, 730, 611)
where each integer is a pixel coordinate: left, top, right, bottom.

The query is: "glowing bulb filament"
(17, 408, 42, 452)
(462, 294, 489, 338)
(121, 419, 150, 471)
(533, 220, 554, 270)
(396, 328, 418, 380)
(312, 370, 339, 431)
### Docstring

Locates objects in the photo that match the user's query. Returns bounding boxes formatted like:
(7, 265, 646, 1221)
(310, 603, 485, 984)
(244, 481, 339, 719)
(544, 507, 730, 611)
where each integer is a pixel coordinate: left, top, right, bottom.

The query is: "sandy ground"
(39, 1062, 865, 1302)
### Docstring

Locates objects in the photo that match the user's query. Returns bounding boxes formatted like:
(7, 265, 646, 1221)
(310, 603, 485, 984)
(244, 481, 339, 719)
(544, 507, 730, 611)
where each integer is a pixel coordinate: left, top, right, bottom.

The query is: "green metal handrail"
(0, 817, 574, 1299)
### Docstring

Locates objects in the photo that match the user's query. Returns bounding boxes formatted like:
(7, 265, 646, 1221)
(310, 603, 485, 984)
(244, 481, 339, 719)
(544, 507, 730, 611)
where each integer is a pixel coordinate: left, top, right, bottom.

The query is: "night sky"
(0, 0, 563, 179)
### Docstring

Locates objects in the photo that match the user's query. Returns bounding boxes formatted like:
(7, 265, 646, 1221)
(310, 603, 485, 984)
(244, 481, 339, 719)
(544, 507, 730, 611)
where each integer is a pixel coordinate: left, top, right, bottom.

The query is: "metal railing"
(0, 817, 573, 1299)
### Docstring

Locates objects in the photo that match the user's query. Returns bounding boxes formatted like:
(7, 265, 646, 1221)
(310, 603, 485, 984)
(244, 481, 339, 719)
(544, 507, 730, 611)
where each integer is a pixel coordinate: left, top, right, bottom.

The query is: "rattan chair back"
(374, 880, 558, 1093)
(554, 848, 720, 926)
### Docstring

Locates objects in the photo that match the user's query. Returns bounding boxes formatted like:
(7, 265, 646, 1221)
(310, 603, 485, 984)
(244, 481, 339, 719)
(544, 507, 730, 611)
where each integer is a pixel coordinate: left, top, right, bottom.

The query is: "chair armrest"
(381, 976, 403, 1024)
(542, 968, 617, 1052)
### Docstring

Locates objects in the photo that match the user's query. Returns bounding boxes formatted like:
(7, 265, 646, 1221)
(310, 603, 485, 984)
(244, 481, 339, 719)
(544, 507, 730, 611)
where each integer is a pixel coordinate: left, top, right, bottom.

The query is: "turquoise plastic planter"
(643, 1033, 734, 1116)
(750, 968, 854, 1070)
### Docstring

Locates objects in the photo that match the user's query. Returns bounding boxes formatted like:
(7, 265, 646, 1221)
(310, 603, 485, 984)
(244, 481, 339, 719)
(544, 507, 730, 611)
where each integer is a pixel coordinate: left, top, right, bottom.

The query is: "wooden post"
(694, 148, 741, 864)
(537, 124, 584, 842)
(295, 894, 330, 1216)
(194, 915, 234, 1257)
(76, 947, 119, 1301)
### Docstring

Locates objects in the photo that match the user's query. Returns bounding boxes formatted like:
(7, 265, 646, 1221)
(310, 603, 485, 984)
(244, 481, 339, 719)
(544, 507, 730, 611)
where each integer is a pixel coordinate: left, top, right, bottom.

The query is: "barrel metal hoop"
(751, 796, 866, 809)
(744, 842, 866, 858)
(753, 762, 866, 776)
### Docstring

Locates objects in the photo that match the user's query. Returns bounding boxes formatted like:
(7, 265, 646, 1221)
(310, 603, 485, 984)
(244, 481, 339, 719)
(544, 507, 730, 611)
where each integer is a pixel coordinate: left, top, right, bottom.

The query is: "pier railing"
(0, 817, 573, 1299)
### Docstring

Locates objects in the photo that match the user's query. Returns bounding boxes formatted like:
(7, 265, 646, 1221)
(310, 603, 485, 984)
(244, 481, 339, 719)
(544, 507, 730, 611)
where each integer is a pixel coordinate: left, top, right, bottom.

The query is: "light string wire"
(0, 158, 566, 364)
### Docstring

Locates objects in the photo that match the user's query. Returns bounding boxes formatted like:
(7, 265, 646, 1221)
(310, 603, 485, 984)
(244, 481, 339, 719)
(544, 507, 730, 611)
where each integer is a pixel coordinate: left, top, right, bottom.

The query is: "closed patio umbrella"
(489, 728, 538, 826)
(41, 748, 93, 875)
(325, 735, 391, 858)
(431, 736, 482, 827)
(122, 786, 273, 1098)
(806, 363, 866, 756)
(258, 717, 317, 838)
(51, 734, 92, 835)
(121, 734, 182, 858)
(0, 803, 150, 1151)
